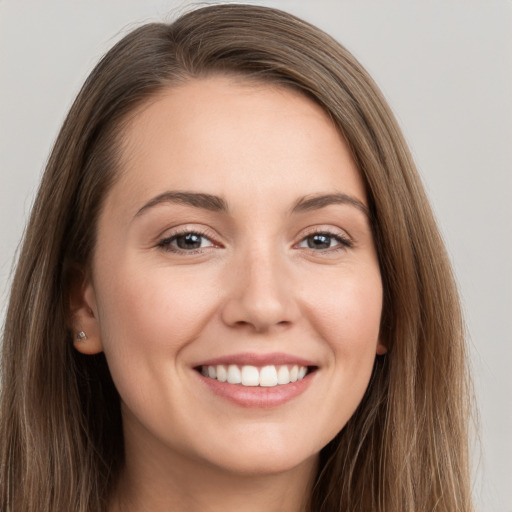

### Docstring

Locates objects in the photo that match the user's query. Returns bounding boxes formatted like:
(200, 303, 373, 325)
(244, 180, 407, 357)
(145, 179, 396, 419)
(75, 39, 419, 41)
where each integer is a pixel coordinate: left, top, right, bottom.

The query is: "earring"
(76, 331, 87, 342)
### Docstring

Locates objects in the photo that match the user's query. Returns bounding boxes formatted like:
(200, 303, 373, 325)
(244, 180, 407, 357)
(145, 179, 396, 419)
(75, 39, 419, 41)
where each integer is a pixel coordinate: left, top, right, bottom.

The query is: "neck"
(112, 453, 317, 512)
(110, 420, 318, 512)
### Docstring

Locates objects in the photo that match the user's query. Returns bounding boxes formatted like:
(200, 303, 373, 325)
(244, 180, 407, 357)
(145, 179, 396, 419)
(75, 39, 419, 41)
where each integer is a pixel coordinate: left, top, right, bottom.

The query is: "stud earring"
(76, 331, 87, 342)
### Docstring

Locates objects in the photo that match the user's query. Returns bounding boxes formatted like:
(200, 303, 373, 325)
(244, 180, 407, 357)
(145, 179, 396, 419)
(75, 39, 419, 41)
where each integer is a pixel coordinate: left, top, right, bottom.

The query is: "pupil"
(308, 234, 330, 249)
(177, 233, 201, 249)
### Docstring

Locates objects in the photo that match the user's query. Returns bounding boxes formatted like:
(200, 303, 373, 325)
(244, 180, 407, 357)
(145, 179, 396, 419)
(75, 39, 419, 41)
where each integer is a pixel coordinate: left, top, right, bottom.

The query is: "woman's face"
(77, 76, 383, 476)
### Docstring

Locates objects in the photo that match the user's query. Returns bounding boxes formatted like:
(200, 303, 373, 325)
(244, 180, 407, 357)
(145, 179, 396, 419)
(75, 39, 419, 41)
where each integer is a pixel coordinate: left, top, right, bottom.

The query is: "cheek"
(302, 268, 383, 355)
(94, 261, 221, 363)
(92, 261, 224, 432)
(286, 266, 383, 444)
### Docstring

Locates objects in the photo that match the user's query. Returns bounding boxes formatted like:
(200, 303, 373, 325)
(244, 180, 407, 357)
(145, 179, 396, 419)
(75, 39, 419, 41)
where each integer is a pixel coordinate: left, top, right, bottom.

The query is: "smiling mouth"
(196, 364, 316, 387)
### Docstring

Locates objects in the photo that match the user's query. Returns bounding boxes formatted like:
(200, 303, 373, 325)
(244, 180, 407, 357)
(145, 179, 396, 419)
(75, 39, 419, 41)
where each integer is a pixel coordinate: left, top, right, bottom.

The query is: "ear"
(376, 340, 388, 356)
(69, 268, 104, 355)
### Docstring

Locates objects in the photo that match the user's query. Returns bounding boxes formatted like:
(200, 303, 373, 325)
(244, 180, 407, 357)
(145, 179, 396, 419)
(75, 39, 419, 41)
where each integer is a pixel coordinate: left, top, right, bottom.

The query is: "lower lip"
(196, 371, 315, 408)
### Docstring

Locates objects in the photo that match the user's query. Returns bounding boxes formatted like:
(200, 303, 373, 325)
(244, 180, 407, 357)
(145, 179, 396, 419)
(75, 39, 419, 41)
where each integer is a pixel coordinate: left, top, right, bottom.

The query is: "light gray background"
(1, 1, 511, 510)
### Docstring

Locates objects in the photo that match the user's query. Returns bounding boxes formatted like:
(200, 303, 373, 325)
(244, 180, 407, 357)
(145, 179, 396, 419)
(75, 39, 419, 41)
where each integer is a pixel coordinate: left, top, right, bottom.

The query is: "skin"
(72, 76, 385, 512)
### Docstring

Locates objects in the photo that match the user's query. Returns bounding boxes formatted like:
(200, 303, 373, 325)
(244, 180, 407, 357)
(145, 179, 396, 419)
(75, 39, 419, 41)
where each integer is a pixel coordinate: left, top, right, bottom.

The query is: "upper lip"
(194, 352, 317, 368)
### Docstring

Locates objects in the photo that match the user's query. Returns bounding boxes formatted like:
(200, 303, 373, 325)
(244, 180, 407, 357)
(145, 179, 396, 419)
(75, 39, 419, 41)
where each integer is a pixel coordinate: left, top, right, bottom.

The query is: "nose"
(220, 246, 300, 333)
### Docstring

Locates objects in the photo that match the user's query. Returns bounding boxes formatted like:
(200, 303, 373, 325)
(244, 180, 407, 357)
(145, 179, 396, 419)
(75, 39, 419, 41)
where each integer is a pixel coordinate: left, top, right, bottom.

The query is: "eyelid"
(157, 225, 223, 254)
(155, 224, 353, 256)
(298, 225, 352, 241)
(294, 226, 353, 252)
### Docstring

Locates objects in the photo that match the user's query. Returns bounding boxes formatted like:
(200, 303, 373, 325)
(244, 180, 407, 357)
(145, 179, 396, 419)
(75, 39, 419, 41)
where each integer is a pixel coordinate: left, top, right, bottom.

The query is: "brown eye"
(158, 231, 215, 252)
(175, 233, 204, 250)
(306, 234, 332, 249)
(298, 232, 352, 251)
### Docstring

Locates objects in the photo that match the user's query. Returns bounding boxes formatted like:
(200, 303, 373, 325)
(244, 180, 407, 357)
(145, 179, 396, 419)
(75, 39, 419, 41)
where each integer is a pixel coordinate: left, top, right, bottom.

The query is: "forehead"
(106, 76, 367, 218)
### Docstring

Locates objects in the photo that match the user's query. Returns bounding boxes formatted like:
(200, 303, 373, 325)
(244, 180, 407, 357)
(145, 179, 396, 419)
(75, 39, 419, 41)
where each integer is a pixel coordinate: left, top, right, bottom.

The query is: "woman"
(0, 4, 473, 511)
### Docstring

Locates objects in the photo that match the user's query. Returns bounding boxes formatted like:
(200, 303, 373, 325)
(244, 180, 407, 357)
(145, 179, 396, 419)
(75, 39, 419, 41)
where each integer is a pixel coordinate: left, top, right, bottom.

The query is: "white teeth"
(277, 365, 290, 384)
(216, 365, 227, 382)
(241, 365, 260, 386)
(201, 364, 310, 387)
(227, 364, 242, 384)
(259, 365, 278, 387)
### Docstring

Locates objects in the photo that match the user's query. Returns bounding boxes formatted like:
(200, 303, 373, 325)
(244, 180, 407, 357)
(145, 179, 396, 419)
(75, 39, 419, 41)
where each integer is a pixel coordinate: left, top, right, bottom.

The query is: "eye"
(158, 230, 216, 253)
(297, 231, 352, 251)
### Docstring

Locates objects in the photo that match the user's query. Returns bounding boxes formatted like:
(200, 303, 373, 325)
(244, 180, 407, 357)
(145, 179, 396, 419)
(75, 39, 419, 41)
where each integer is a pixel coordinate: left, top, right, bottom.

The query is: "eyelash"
(157, 228, 352, 255)
(157, 228, 216, 254)
(297, 230, 353, 253)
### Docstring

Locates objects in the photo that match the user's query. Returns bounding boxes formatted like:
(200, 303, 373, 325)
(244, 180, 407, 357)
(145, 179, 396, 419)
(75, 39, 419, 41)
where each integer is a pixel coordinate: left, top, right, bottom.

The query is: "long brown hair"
(1, 4, 472, 511)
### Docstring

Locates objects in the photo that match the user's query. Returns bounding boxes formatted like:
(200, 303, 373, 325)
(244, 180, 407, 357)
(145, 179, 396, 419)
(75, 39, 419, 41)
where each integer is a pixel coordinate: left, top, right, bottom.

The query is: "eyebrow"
(134, 190, 369, 218)
(135, 191, 229, 217)
(291, 193, 370, 217)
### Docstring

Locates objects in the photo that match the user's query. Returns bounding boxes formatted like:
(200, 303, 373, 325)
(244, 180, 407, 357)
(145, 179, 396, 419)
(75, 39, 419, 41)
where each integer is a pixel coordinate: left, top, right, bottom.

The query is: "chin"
(210, 449, 318, 477)
(193, 430, 321, 477)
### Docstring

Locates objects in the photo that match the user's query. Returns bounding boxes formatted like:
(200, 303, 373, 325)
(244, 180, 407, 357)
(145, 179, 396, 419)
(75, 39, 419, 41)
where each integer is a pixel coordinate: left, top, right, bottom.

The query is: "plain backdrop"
(1, 1, 511, 510)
